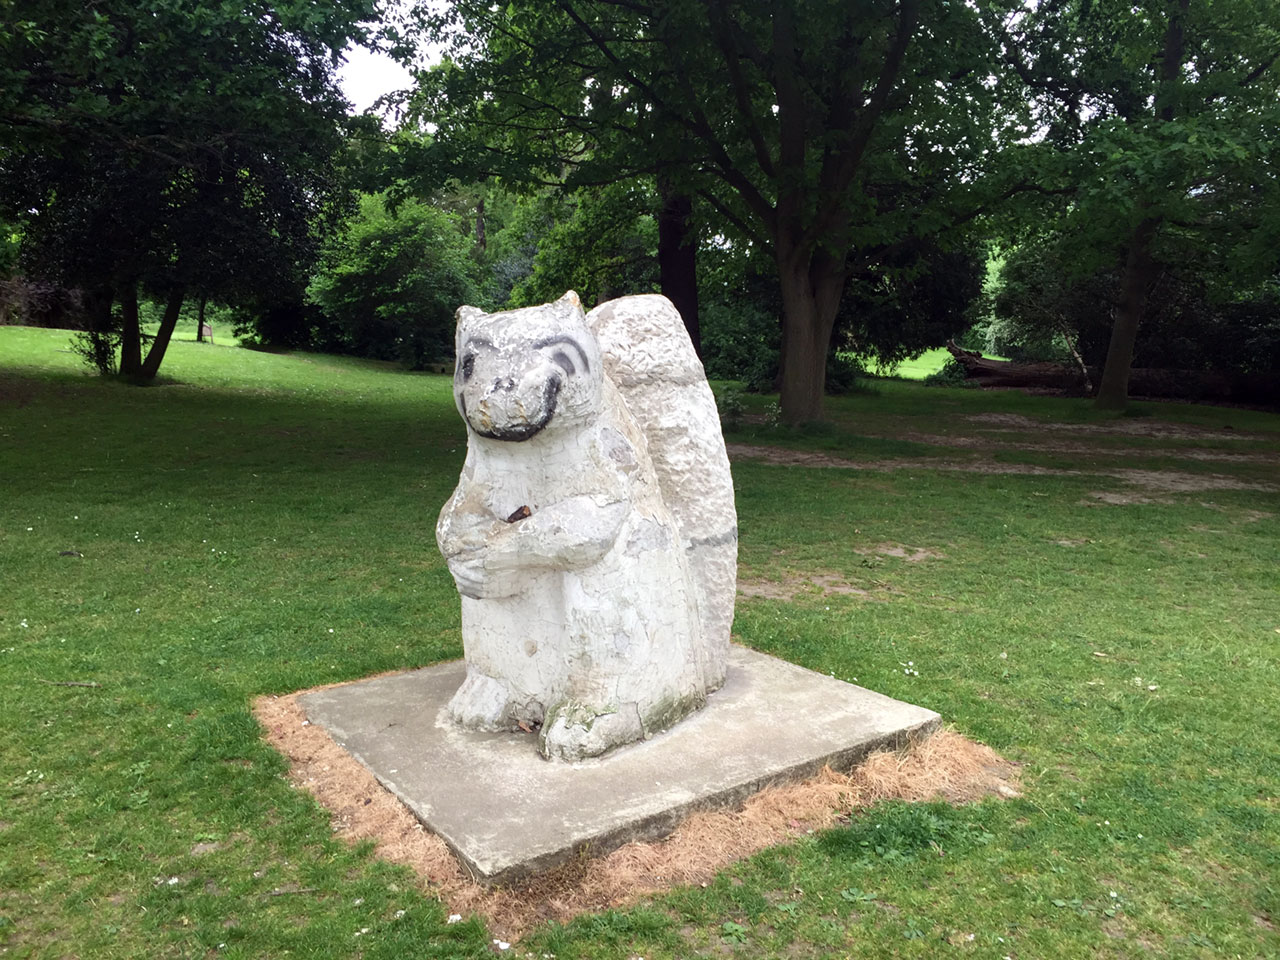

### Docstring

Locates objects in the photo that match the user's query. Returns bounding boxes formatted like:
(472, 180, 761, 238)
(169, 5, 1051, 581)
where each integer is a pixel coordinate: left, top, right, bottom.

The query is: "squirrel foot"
(539, 699, 644, 762)
(447, 670, 517, 732)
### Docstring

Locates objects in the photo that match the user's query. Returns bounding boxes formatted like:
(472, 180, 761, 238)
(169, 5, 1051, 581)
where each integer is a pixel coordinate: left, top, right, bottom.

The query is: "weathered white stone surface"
(587, 296, 738, 690)
(436, 291, 738, 760)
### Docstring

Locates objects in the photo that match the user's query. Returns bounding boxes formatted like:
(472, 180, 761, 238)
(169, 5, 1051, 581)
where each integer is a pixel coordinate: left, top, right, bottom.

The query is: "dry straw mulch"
(255, 684, 1019, 942)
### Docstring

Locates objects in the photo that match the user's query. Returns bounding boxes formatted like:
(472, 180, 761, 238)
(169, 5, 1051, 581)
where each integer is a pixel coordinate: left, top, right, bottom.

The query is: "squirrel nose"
(492, 377, 516, 392)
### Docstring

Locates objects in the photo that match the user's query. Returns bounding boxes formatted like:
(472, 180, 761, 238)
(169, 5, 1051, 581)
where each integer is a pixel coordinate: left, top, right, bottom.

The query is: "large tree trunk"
(776, 246, 844, 424)
(195, 296, 207, 342)
(138, 287, 185, 380)
(1095, 217, 1159, 410)
(1095, 0, 1187, 411)
(656, 180, 700, 355)
(118, 281, 143, 378)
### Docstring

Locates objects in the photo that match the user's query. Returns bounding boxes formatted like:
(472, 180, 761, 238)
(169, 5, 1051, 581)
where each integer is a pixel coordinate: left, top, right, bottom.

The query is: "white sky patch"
(338, 0, 450, 117)
(338, 43, 415, 114)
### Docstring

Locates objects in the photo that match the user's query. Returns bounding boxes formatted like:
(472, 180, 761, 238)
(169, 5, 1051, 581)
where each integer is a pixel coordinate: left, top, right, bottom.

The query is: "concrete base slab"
(299, 646, 939, 883)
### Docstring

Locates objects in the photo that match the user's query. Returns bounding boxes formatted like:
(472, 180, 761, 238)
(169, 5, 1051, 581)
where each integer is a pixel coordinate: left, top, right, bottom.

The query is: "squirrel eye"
(551, 350, 575, 376)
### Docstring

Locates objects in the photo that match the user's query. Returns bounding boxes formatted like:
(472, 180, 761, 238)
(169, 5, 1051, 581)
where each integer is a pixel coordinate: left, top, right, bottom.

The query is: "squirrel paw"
(539, 699, 644, 762)
(447, 671, 516, 731)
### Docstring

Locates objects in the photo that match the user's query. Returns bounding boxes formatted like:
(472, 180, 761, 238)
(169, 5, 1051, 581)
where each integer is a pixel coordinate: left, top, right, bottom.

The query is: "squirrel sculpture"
(437, 291, 737, 761)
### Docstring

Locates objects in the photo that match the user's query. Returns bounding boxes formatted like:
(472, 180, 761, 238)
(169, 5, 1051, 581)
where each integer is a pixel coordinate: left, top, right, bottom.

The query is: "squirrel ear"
(556, 290, 585, 322)
(455, 305, 484, 327)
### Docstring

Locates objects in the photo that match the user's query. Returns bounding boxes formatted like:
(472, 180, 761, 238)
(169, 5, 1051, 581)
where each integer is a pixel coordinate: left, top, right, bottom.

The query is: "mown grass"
(859, 346, 1011, 380)
(2, 325, 1278, 959)
(875, 347, 955, 379)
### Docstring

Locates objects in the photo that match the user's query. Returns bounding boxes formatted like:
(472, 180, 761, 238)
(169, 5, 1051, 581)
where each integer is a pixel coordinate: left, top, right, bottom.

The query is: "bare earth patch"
(738, 548, 938, 602)
(255, 692, 1017, 941)
(726, 443, 1069, 477)
(904, 432, 1279, 464)
(1105, 468, 1274, 492)
(727, 444, 1276, 494)
(1085, 491, 1173, 506)
(857, 542, 944, 562)
(963, 412, 1257, 442)
(737, 572, 889, 601)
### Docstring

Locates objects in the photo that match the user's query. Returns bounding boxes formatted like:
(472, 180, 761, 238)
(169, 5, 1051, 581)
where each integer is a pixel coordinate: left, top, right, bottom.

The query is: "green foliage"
(306, 194, 480, 368)
(700, 301, 866, 397)
(478, 191, 552, 307)
(838, 241, 987, 369)
(0, 219, 18, 275)
(0, 276, 84, 329)
(0, 0, 377, 378)
(921, 357, 975, 388)
(999, 1, 1280, 234)
(997, 0, 1280, 404)
(993, 238, 1280, 375)
(406, 0, 1023, 421)
(699, 299, 781, 392)
(824, 353, 868, 396)
(698, 238, 980, 391)
(714, 386, 746, 431)
(68, 329, 120, 376)
(508, 183, 659, 309)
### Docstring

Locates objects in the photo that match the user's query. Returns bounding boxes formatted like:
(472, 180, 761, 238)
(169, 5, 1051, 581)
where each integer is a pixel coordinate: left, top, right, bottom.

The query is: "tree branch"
(802, 0, 921, 251)
(707, 0, 776, 179)
(1239, 47, 1280, 86)
(552, 0, 777, 228)
(697, 189, 770, 249)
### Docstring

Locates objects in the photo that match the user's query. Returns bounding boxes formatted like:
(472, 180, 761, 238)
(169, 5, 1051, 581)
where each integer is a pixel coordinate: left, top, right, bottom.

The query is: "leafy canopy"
(307, 194, 481, 369)
(0, 0, 380, 376)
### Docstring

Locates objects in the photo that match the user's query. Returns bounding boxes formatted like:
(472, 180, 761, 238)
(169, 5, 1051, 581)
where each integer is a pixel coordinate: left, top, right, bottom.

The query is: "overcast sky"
(338, 43, 416, 115)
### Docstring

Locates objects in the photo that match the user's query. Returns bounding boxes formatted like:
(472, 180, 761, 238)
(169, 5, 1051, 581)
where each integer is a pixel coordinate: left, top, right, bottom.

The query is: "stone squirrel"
(436, 291, 737, 761)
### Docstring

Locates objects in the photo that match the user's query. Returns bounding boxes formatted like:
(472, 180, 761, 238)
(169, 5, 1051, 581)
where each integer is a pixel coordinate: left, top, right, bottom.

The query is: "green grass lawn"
(3, 326, 1279, 959)
(878, 347, 956, 379)
(864, 346, 1012, 380)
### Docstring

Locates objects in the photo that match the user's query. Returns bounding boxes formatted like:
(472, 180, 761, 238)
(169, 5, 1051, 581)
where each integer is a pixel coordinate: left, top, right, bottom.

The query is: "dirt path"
(901, 432, 1280, 464)
(961, 412, 1260, 441)
(726, 443, 1277, 493)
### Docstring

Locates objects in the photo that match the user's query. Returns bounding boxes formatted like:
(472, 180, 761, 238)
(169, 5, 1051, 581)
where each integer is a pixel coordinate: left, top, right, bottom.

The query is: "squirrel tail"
(586, 295, 738, 690)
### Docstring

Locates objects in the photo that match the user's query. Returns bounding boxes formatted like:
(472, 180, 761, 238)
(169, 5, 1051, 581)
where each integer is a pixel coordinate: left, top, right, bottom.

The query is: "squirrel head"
(453, 291, 603, 443)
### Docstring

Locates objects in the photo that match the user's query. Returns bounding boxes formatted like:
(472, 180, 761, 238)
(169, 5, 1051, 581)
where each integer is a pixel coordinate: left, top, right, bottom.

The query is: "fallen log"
(944, 342, 1087, 391)
(944, 342, 1278, 406)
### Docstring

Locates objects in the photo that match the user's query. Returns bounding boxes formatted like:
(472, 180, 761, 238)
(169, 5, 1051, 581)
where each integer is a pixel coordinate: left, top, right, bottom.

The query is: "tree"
(696, 227, 984, 390)
(997, 0, 1280, 409)
(0, 0, 378, 380)
(507, 181, 661, 309)
(405, 0, 1019, 423)
(306, 193, 481, 368)
(991, 234, 1280, 380)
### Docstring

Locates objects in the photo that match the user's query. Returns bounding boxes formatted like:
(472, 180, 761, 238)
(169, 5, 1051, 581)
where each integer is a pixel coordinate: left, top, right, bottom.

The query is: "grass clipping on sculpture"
(254, 688, 1019, 940)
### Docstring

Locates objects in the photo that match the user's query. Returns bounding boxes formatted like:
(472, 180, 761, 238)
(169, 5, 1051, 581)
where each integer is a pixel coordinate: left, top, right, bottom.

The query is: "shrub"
(698, 301, 779, 391)
(69, 329, 119, 375)
(715, 386, 746, 430)
(306, 194, 480, 368)
(922, 357, 975, 387)
(825, 352, 867, 394)
(992, 238, 1280, 375)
